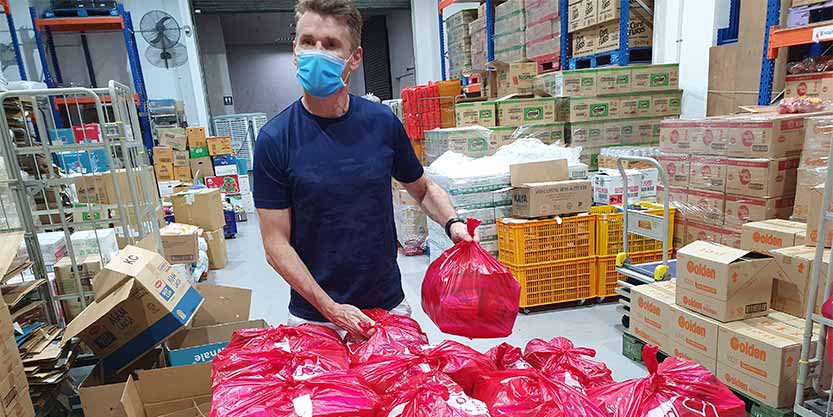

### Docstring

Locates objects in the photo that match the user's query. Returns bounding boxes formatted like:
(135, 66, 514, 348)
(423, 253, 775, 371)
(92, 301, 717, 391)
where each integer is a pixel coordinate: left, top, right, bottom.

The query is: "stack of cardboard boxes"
(494, 0, 527, 63)
(154, 128, 193, 183)
(568, 0, 653, 58)
(445, 10, 477, 79)
(630, 240, 812, 409)
(536, 63, 681, 169)
(469, 15, 488, 71)
(792, 116, 832, 222)
(658, 111, 831, 249)
(525, 0, 560, 63)
(171, 188, 229, 270)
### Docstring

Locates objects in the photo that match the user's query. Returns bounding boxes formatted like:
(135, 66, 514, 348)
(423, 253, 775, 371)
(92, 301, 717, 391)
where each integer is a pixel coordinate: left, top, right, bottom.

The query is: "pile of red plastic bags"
(210, 309, 747, 417)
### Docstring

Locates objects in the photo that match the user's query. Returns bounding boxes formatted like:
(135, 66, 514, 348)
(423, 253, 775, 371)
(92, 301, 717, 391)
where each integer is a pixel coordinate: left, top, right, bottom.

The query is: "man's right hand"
(323, 303, 376, 339)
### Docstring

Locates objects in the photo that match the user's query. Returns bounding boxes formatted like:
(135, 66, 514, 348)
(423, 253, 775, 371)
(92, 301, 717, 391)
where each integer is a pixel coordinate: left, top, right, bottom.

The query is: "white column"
(177, 0, 210, 127)
(411, 0, 441, 84)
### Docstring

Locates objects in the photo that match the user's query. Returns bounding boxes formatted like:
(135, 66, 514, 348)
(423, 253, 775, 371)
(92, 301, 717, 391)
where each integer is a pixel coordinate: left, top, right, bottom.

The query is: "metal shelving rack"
(0, 81, 162, 325)
(561, 0, 653, 69)
(28, 4, 153, 154)
(0, 0, 26, 80)
(794, 143, 833, 417)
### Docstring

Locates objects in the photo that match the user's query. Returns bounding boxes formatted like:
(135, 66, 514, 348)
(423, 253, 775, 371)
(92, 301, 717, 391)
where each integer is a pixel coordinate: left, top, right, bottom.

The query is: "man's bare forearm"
(418, 179, 458, 226)
(263, 239, 335, 315)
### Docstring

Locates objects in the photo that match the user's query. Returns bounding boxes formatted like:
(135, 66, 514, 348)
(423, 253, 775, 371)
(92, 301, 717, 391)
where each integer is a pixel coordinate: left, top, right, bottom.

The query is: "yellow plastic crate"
(505, 257, 596, 308)
(591, 203, 676, 256)
(497, 215, 595, 266)
(595, 250, 671, 298)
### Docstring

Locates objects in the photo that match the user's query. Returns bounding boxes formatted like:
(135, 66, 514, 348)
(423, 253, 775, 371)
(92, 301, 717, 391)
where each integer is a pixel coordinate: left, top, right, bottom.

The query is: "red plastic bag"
(487, 342, 532, 370)
(473, 368, 607, 417)
(422, 218, 521, 338)
(345, 309, 428, 366)
(523, 337, 614, 390)
(588, 345, 746, 417)
(211, 371, 380, 417)
(378, 372, 490, 417)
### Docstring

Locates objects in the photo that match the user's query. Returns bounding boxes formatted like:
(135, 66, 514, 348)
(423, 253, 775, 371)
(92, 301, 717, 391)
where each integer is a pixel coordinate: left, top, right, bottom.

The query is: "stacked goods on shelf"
(525, 0, 561, 69)
(402, 84, 442, 162)
(155, 128, 191, 183)
(631, 238, 816, 409)
(494, 0, 527, 63)
(793, 116, 832, 222)
(657, 111, 833, 248)
(496, 159, 595, 308)
(445, 10, 477, 79)
(535, 64, 681, 169)
(392, 182, 427, 256)
(470, 16, 488, 71)
(568, 0, 653, 58)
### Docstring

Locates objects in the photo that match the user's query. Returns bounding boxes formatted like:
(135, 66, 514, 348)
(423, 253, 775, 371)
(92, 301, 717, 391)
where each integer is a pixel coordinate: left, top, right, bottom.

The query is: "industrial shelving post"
(437, 0, 491, 81)
(758, 0, 783, 106)
(0, 0, 26, 80)
(28, 4, 153, 154)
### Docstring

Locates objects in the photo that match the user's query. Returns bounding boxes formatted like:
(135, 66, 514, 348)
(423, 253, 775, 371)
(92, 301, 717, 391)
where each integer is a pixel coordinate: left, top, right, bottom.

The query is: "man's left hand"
(449, 221, 479, 243)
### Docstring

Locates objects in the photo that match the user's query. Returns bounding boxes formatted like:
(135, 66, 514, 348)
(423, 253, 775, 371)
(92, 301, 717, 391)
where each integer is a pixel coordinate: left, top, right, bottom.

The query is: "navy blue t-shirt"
(253, 95, 424, 322)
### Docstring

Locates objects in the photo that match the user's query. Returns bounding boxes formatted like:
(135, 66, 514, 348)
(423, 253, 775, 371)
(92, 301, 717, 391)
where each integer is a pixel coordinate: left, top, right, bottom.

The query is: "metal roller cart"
(613, 156, 676, 328)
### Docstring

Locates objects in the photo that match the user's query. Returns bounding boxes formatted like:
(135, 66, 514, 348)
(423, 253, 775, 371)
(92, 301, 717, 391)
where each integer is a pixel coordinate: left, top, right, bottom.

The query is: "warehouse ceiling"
(192, 0, 411, 14)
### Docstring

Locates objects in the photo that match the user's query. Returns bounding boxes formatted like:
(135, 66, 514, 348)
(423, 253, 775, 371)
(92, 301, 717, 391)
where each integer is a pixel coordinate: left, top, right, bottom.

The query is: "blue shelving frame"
(29, 4, 153, 153)
(564, 0, 652, 69)
(758, 0, 783, 106)
(717, 0, 740, 45)
(437, 0, 492, 81)
(1, 1, 26, 80)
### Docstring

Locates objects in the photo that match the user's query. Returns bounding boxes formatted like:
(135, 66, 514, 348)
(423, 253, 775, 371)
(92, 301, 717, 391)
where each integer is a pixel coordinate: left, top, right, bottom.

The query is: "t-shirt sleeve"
(253, 130, 291, 210)
(391, 116, 424, 184)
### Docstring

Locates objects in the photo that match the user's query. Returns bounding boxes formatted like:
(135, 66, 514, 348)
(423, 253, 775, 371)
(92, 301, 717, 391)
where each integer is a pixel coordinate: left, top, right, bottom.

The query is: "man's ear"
(348, 46, 363, 72)
(292, 41, 298, 68)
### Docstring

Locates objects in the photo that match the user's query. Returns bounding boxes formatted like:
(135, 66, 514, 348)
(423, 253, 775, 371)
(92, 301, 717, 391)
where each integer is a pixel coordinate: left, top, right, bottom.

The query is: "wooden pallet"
(532, 53, 560, 74)
(622, 332, 796, 417)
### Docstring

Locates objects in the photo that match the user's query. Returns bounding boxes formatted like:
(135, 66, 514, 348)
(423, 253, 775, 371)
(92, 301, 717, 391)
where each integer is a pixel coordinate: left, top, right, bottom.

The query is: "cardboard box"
(659, 120, 695, 153)
(672, 301, 721, 363)
(568, 1, 583, 32)
(629, 283, 677, 353)
(205, 174, 242, 194)
(424, 126, 493, 164)
(582, 0, 598, 27)
(726, 114, 825, 159)
(652, 91, 682, 117)
(510, 160, 592, 217)
(455, 101, 497, 127)
(188, 146, 209, 159)
(192, 283, 252, 327)
(189, 157, 214, 180)
(725, 157, 799, 198)
(153, 147, 173, 165)
(172, 150, 189, 167)
(685, 221, 725, 246)
(717, 317, 809, 408)
(785, 71, 833, 100)
(690, 120, 730, 156)
(675, 241, 775, 322)
(533, 69, 597, 97)
(769, 245, 830, 318)
(741, 219, 808, 255)
(807, 183, 833, 247)
(568, 122, 603, 147)
(167, 319, 267, 366)
(656, 185, 688, 209)
(592, 170, 642, 205)
(497, 98, 557, 127)
(157, 128, 187, 150)
(569, 96, 620, 123)
(65, 245, 204, 373)
(54, 255, 101, 295)
(688, 156, 726, 192)
(632, 64, 679, 92)
(675, 218, 688, 249)
(592, 11, 653, 55)
(686, 188, 725, 225)
(724, 195, 794, 227)
(597, 0, 618, 22)
(206, 136, 233, 156)
(159, 223, 200, 265)
(154, 163, 174, 182)
(202, 228, 228, 270)
(171, 188, 225, 231)
(671, 342, 717, 374)
(173, 166, 192, 181)
(722, 224, 743, 249)
(129, 363, 213, 417)
(596, 67, 632, 94)
(496, 62, 538, 97)
(572, 29, 597, 57)
(186, 127, 207, 149)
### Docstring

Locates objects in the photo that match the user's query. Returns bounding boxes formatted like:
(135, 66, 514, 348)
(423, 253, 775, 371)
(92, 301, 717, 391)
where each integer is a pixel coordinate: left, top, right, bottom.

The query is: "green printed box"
(189, 146, 209, 159)
(455, 101, 497, 127)
(496, 98, 556, 127)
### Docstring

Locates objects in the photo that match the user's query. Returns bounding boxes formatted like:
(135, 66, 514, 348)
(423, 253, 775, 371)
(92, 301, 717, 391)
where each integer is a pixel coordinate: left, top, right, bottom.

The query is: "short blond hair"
(295, 0, 363, 50)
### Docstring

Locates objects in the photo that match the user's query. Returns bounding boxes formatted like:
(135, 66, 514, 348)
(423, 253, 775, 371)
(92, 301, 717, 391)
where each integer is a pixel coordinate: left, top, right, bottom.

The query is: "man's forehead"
(296, 11, 350, 37)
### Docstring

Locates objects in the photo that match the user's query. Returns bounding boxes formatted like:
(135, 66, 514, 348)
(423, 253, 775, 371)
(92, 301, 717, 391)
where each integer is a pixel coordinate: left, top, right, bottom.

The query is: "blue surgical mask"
(296, 49, 353, 98)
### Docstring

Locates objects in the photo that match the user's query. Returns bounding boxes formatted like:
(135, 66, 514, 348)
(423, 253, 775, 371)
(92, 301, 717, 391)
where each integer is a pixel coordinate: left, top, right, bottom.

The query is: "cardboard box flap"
(62, 280, 135, 345)
(510, 159, 569, 186)
(0, 231, 24, 278)
(158, 403, 211, 417)
(192, 283, 252, 327)
(167, 319, 267, 350)
(679, 240, 758, 264)
(93, 245, 162, 300)
(136, 362, 212, 404)
(121, 376, 146, 417)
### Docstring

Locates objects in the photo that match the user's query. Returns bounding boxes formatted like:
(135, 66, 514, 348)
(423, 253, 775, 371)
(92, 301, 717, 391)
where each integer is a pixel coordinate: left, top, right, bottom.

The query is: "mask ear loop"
(342, 50, 356, 87)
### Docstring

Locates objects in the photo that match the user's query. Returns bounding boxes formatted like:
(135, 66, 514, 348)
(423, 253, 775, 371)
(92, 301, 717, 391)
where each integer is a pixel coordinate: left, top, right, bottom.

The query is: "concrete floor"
(208, 214, 647, 381)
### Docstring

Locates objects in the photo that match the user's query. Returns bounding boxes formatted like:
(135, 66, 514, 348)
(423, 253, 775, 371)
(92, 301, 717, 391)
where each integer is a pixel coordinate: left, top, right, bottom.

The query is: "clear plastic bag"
(523, 337, 614, 390)
(588, 345, 746, 417)
(422, 218, 521, 338)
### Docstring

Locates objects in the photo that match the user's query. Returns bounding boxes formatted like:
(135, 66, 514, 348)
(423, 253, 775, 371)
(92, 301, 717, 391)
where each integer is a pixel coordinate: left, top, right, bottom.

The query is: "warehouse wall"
(386, 9, 416, 97)
(195, 14, 235, 118)
(7, 0, 210, 127)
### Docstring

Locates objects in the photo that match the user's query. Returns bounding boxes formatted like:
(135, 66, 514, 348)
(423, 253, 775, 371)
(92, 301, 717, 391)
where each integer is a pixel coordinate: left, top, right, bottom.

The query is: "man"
(253, 0, 474, 338)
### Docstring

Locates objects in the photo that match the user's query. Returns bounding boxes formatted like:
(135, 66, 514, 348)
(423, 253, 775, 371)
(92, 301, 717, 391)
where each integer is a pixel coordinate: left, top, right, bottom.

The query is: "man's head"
(294, 0, 363, 57)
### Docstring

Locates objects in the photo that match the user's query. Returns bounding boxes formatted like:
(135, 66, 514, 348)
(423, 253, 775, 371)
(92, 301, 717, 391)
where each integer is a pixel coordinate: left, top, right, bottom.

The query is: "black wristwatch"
(445, 217, 466, 238)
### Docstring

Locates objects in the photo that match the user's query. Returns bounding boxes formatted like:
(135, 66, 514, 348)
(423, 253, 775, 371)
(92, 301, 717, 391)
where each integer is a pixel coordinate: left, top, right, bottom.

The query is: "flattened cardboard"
(192, 283, 251, 327)
(510, 159, 569, 186)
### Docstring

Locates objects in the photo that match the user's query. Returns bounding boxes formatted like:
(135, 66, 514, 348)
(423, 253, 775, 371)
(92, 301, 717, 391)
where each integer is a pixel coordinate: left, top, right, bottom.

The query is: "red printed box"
(686, 188, 725, 226)
(658, 153, 689, 188)
(73, 123, 101, 143)
(725, 115, 820, 159)
(690, 121, 730, 156)
(204, 175, 241, 194)
(725, 157, 799, 198)
(689, 155, 727, 192)
(659, 120, 696, 153)
(724, 194, 795, 227)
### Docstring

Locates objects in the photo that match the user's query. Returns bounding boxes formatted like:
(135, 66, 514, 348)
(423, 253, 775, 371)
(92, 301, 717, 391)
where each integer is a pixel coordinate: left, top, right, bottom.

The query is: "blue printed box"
(166, 319, 268, 366)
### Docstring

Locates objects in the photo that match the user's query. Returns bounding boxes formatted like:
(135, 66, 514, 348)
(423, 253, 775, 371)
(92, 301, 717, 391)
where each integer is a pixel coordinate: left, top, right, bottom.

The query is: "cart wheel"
(599, 297, 606, 303)
(578, 299, 586, 306)
(622, 315, 630, 328)
(522, 308, 531, 315)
